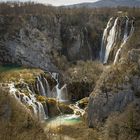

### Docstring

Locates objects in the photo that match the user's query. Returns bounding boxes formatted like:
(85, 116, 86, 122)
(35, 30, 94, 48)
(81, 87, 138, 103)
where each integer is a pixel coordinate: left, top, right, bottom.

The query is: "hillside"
(0, 88, 47, 140)
(68, 0, 140, 8)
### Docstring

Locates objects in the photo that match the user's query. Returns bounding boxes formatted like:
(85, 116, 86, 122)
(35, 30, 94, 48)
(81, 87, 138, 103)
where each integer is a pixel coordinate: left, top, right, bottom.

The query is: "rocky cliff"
(0, 7, 107, 71)
(88, 48, 140, 128)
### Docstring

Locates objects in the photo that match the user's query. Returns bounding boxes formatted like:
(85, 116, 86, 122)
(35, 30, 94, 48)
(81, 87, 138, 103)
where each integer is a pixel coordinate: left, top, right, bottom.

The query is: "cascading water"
(36, 75, 52, 98)
(103, 17, 119, 64)
(57, 84, 69, 102)
(37, 102, 47, 120)
(36, 76, 46, 96)
(43, 77, 51, 97)
(114, 19, 134, 64)
(100, 17, 134, 64)
(100, 17, 113, 62)
(114, 18, 129, 64)
(9, 83, 48, 120)
(51, 73, 69, 102)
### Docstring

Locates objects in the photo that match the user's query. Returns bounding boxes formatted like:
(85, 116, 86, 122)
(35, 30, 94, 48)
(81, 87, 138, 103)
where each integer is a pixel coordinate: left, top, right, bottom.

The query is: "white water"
(113, 19, 134, 64)
(37, 102, 47, 120)
(37, 76, 46, 96)
(114, 18, 129, 64)
(103, 17, 119, 64)
(51, 73, 69, 102)
(44, 77, 51, 97)
(36, 75, 52, 98)
(100, 17, 134, 64)
(70, 102, 85, 117)
(35, 73, 69, 119)
(100, 17, 113, 62)
(56, 84, 69, 102)
(9, 83, 47, 120)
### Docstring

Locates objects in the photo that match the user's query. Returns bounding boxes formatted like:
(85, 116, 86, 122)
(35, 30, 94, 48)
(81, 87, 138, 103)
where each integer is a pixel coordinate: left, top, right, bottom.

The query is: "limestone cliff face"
(61, 26, 93, 61)
(88, 49, 140, 128)
(0, 15, 61, 71)
(0, 14, 104, 71)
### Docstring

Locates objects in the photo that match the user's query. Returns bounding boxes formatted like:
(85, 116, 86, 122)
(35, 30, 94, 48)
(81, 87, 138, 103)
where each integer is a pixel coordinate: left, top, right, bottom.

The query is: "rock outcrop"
(0, 15, 60, 71)
(88, 49, 140, 128)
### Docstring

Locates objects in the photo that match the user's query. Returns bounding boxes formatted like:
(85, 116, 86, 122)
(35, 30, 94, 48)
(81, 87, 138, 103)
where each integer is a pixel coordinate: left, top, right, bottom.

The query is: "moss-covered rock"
(59, 103, 73, 114)
(46, 98, 73, 117)
(78, 97, 89, 109)
(36, 95, 46, 103)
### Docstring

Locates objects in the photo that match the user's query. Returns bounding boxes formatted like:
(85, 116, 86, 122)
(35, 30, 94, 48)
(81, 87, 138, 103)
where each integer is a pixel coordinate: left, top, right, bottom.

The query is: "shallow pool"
(46, 114, 82, 128)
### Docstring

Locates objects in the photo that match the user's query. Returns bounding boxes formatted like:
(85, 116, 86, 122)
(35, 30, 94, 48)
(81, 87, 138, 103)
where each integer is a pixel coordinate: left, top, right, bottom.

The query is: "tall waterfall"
(100, 17, 134, 64)
(103, 18, 119, 64)
(100, 17, 113, 62)
(114, 19, 134, 64)
(113, 18, 129, 64)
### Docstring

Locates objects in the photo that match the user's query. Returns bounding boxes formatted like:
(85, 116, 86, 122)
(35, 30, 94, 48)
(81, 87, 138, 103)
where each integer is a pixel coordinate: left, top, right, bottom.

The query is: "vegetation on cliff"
(64, 61, 103, 101)
(0, 65, 43, 83)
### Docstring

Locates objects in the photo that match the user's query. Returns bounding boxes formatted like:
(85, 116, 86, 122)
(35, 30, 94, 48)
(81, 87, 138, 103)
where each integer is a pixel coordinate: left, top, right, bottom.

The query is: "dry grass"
(102, 101, 140, 140)
(65, 60, 103, 83)
(0, 88, 47, 140)
(0, 66, 43, 83)
(47, 122, 99, 140)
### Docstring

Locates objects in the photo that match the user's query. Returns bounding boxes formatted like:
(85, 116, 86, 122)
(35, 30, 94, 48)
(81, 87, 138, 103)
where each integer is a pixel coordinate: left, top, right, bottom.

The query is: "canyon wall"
(0, 8, 106, 71)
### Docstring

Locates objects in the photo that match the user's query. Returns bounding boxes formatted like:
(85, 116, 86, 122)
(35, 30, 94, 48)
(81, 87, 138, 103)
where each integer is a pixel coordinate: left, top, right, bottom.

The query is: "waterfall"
(51, 72, 59, 83)
(114, 18, 129, 64)
(100, 17, 134, 64)
(100, 17, 113, 62)
(8, 83, 48, 120)
(103, 17, 119, 64)
(56, 84, 69, 102)
(43, 77, 51, 97)
(37, 76, 46, 96)
(37, 102, 47, 120)
(51, 73, 69, 102)
(69, 102, 85, 117)
(35, 72, 69, 102)
(113, 19, 134, 64)
(36, 75, 52, 98)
